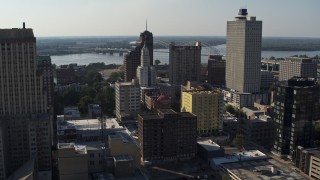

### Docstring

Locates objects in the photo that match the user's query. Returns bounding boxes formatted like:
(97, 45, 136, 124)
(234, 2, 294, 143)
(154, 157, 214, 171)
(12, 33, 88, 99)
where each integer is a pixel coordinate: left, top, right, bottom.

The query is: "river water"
(51, 44, 320, 65)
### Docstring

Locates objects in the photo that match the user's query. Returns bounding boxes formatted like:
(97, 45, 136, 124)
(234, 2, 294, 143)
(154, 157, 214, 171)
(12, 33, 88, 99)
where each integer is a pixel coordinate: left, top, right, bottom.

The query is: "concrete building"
(169, 42, 201, 85)
(144, 94, 171, 112)
(279, 57, 317, 81)
(136, 44, 156, 87)
(108, 131, 141, 174)
(226, 9, 262, 93)
(181, 90, 224, 133)
(138, 109, 197, 163)
(115, 80, 140, 121)
(197, 139, 225, 161)
(211, 150, 305, 180)
(295, 146, 320, 179)
(57, 143, 88, 180)
(124, 28, 153, 82)
(37, 56, 54, 107)
(272, 77, 320, 159)
(0, 24, 52, 178)
(207, 55, 225, 87)
(223, 90, 269, 108)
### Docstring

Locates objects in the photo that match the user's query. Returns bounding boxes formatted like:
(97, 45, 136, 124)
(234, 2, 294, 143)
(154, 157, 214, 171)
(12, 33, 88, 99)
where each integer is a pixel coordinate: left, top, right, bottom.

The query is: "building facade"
(279, 57, 317, 81)
(181, 90, 223, 134)
(138, 109, 197, 163)
(226, 9, 262, 93)
(272, 77, 320, 158)
(295, 146, 320, 179)
(136, 44, 156, 87)
(169, 42, 201, 85)
(115, 80, 140, 121)
(124, 29, 153, 82)
(207, 55, 225, 87)
(0, 25, 52, 178)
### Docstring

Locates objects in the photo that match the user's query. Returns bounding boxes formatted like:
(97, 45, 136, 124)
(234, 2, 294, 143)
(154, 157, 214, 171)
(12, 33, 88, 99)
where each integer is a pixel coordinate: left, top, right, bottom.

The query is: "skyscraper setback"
(0, 25, 52, 178)
(124, 28, 153, 82)
(226, 9, 262, 93)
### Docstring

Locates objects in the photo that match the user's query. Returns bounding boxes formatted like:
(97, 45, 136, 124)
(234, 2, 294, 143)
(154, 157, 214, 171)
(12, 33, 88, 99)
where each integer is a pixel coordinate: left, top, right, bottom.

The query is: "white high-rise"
(136, 44, 156, 87)
(226, 9, 262, 93)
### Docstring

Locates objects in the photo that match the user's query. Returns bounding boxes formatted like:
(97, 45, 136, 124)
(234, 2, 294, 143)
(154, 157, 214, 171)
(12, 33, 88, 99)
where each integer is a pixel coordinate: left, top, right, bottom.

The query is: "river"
(51, 44, 320, 65)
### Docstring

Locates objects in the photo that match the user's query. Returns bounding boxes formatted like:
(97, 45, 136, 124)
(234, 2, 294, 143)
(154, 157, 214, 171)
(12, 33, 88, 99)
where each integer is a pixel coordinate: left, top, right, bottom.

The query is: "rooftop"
(197, 139, 221, 151)
(222, 159, 305, 180)
(0, 28, 35, 41)
(114, 154, 134, 162)
(185, 90, 223, 95)
(211, 150, 268, 166)
(57, 118, 122, 131)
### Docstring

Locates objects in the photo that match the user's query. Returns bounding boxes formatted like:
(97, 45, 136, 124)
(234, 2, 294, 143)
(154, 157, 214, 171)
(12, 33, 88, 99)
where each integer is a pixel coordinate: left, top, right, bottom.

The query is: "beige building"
(115, 80, 140, 121)
(279, 57, 317, 81)
(226, 9, 262, 93)
(181, 90, 223, 133)
(58, 143, 88, 180)
(108, 131, 140, 169)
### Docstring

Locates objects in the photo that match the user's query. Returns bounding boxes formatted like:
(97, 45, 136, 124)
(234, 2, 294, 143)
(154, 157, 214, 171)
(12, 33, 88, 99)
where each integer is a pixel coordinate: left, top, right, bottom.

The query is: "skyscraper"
(169, 42, 201, 85)
(124, 27, 153, 82)
(0, 24, 52, 178)
(272, 77, 320, 158)
(226, 9, 262, 93)
(136, 44, 156, 87)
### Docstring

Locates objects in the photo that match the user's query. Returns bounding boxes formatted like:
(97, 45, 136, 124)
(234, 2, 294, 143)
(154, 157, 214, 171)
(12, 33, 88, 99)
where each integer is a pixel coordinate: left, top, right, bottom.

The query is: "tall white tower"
(137, 44, 156, 87)
(226, 9, 262, 93)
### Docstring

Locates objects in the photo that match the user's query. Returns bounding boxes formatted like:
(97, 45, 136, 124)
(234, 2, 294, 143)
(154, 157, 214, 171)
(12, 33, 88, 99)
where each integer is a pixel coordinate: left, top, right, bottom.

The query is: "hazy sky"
(1, 0, 319, 37)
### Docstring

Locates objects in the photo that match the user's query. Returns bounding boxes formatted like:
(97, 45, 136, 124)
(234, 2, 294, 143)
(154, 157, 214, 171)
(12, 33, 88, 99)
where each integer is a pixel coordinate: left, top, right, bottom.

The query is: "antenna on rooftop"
(146, 19, 148, 31)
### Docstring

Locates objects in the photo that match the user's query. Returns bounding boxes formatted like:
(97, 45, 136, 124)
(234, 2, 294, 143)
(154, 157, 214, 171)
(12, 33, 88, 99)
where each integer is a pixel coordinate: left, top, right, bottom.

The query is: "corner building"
(226, 9, 262, 93)
(181, 90, 224, 134)
(0, 26, 52, 178)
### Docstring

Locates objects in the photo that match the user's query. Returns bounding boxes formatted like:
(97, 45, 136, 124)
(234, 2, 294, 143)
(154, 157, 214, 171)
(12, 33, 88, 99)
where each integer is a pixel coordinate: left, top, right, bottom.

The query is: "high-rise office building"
(124, 27, 153, 82)
(279, 57, 317, 81)
(169, 42, 201, 85)
(138, 109, 197, 163)
(226, 9, 262, 93)
(272, 77, 320, 158)
(0, 24, 52, 178)
(181, 90, 224, 133)
(115, 80, 141, 121)
(207, 55, 225, 87)
(136, 44, 156, 87)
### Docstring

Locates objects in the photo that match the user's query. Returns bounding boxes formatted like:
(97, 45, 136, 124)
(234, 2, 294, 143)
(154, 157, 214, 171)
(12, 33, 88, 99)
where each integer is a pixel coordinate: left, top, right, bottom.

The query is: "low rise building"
(295, 146, 320, 179)
(57, 143, 88, 180)
(197, 139, 225, 161)
(223, 90, 269, 108)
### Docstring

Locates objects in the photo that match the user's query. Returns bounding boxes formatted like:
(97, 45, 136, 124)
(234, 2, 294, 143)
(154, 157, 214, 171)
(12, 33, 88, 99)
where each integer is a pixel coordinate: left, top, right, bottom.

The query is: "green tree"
(63, 88, 81, 106)
(234, 133, 245, 148)
(78, 96, 94, 114)
(155, 59, 161, 66)
(95, 86, 115, 116)
(225, 105, 236, 114)
(108, 71, 124, 82)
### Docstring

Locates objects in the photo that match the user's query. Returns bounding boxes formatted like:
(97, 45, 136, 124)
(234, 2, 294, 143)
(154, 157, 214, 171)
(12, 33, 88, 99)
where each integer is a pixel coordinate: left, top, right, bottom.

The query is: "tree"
(225, 105, 236, 114)
(234, 133, 245, 148)
(63, 88, 81, 106)
(155, 59, 161, 66)
(108, 71, 124, 82)
(78, 96, 94, 114)
(269, 56, 275, 60)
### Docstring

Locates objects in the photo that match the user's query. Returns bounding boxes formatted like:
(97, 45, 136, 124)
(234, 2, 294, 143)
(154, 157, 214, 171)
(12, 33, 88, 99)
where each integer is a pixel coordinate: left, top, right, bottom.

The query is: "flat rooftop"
(212, 150, 268, 166)
(58, 118, 122, 130)
(184, 90, 222, 95)
(114, 154, 133, 162)
(197, 139, 221, 151)
(222, 159, 306, 180)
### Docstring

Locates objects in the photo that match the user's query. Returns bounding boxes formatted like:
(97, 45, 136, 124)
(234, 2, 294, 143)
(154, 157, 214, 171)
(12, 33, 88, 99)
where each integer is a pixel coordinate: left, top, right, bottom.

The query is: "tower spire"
(146, 19, 147, 31)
